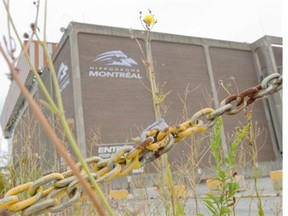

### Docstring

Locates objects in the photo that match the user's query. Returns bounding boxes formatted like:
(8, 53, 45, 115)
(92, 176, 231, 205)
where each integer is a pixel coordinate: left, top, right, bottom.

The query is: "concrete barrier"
(206, 179, 222, 192)
(109, 189, 129, 200)
(206, 174, 246, 192)
(269, 170, 282, 191)
(174, 185, 187, 198)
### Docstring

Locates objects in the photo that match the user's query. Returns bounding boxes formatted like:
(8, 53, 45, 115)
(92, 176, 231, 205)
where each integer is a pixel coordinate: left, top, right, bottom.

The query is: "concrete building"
(0, 41, 57, 171)
(0, 22, 282, 174)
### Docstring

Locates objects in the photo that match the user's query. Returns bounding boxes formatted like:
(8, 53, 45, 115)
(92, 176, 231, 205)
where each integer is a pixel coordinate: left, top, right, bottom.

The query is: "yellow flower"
(143, 14, 156, 26)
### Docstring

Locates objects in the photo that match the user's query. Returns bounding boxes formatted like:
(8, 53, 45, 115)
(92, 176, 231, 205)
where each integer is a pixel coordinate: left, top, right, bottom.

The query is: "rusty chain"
(0, 73, 282, 215)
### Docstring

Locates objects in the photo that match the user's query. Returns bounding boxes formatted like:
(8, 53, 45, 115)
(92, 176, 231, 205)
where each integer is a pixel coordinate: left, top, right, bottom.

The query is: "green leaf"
(224, 157, 230, 164)
(205, 193, 220, 204)
(229, 182, 240, 191)
(175, 202, 185, 216)
(219, 170, 226, 180)
(220, 207, 231, 215)
(203, 200, 218, 215)
(210, 118, 223, 169)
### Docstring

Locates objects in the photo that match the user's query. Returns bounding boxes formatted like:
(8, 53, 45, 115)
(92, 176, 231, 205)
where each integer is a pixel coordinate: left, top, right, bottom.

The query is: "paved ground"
(110, 177, 282, 215)
(184, 177, 282, 216)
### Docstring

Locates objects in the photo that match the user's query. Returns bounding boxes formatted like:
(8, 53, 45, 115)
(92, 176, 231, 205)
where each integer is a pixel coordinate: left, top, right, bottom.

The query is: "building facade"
(0, 22, 282, 174)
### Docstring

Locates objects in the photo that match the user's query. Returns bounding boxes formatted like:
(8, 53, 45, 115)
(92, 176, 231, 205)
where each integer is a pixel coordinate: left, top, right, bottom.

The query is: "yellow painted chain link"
(0, 73, 282, 215)
(5, 182, 42, 212)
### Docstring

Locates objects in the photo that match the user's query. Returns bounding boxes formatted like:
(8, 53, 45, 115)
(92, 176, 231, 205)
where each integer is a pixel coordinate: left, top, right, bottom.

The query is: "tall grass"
(203, 117, 249, 216)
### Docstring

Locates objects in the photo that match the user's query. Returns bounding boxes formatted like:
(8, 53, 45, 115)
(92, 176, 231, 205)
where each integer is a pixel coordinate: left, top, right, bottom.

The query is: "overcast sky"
(0, 0, 284, 151)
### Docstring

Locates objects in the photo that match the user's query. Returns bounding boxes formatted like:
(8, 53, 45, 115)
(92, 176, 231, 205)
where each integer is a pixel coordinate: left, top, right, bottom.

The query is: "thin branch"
(2, 0, 59, 113)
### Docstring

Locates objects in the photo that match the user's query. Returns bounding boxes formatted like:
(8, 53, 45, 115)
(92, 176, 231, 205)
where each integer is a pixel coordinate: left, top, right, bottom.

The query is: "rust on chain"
(146, 134, 170, 150)
(0, 73, 282, 215)
(145, 128, 159, 137)
(118, 155, 142, 177)
(108, 146, 132, 167)
(135, 137, 154, 151)
(239, 84, 262, 105)
(125, 137, 154, 160)
(221, 84, 262, 112)
(220, 96, 247, 115)
(222, 95, 240, 105)
(239, 85, 261, 98)
(139, 134, 175, 165)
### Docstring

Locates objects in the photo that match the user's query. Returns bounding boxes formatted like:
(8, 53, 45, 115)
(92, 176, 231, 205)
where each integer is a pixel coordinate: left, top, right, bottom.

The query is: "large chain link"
(0, 73, 282, 215)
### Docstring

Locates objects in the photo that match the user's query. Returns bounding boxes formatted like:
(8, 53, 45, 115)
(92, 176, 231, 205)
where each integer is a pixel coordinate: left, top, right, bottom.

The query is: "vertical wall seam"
(70, 29, 87, 157)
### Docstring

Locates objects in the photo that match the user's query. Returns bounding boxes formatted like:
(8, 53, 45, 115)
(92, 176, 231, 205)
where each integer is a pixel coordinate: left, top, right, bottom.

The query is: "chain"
(0, 73, 282, 215)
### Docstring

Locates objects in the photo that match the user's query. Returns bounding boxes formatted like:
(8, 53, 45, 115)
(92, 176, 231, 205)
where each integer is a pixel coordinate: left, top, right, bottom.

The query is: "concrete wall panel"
(210, 47, 275, 161)
(77, 33, 155, 157)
